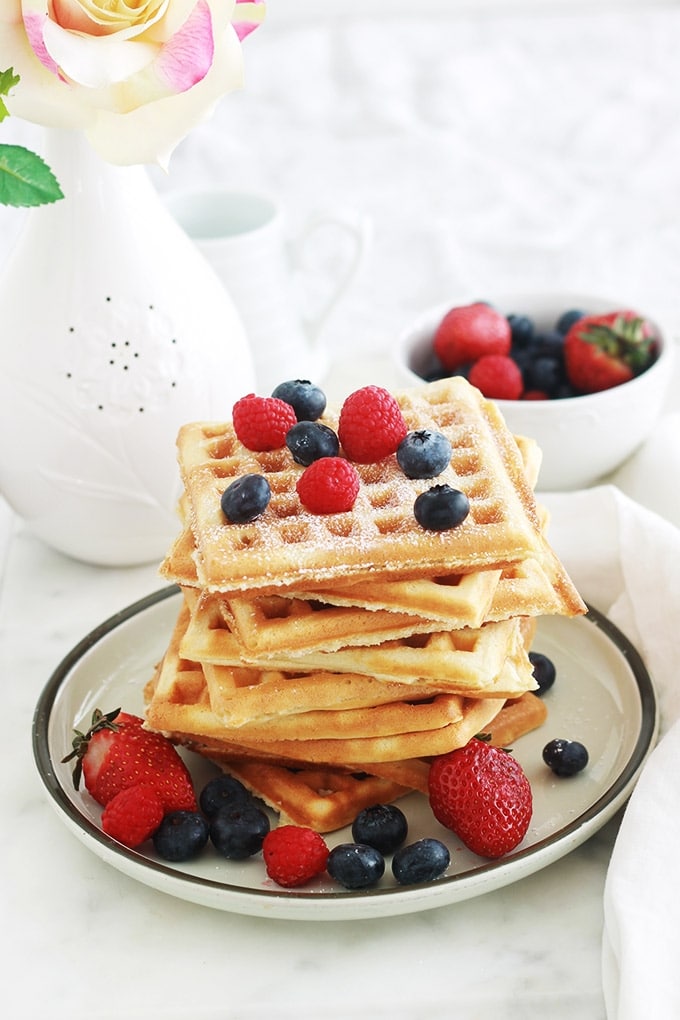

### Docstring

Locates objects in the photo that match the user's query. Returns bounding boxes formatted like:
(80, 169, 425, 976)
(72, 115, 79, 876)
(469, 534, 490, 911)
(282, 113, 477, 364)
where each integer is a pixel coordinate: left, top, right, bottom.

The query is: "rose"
(0, 0, 265, 167)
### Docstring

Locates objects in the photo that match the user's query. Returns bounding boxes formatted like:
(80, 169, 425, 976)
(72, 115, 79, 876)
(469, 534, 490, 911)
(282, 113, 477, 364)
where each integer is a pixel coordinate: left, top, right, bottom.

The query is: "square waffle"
(179, 588, 536, 697)
(144, 639, 507, 767)
(150, 601, 455, 728)
(205, 761, 414, 833)
(172, 377, 546, 594)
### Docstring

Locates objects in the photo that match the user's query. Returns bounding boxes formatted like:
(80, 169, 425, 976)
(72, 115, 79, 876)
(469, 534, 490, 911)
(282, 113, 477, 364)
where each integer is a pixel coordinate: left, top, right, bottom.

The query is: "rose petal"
(155, 0, 214, 92)
(85, 18, 244, 166)
(42, 18, 158, 88)
(232, 0, 266, 41)
(23, 12, 60, 76)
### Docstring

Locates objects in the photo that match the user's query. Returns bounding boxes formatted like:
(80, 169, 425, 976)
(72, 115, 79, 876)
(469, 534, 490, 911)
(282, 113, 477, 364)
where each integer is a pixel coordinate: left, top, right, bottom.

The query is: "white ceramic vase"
(0, 130, 255, 566)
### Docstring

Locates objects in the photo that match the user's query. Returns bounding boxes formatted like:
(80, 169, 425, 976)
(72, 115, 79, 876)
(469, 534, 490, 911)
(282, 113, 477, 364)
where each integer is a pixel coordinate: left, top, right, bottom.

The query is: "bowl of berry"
(394, 292, 675, 491)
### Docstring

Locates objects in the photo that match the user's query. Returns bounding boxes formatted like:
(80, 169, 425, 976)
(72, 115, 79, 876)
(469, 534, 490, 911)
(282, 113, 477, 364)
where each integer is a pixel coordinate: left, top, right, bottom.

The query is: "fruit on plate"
(542, 738, 589, 777)
(351, 803, 408, 854)
(428, 737, 533, 858)
(62, 708, 197, 847)
(563, 310, 658, 394)
(262, 825, 329, 888)
(327, 842, 386, 889)
(391, 837, 451, 885)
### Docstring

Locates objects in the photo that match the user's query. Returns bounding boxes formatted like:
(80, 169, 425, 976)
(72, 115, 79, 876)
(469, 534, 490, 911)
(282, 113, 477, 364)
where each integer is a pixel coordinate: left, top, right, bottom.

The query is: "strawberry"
(338, 385, 408, 463)
(101, 784, 165, 849)
(62, 708, 197, 814)
(563, 310, 658, 394)
(433, 303, 511, 371)
(428, 738, 532, 858)
(262, 825, 329, 888)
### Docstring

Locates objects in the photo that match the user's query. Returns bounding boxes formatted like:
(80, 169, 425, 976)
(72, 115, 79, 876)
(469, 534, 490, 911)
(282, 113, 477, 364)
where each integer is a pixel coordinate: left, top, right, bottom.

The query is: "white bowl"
(394, 292, 676, 491)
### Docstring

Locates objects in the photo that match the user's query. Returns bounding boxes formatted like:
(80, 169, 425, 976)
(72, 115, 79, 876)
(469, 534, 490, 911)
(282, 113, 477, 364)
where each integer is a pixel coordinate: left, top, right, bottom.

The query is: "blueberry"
(529, 651, 556, 696)
(199, 774, 253, 817)
(327, 843, 385, 889)
(509, 346, 533, 375)
(392, 838, 450, 885)
(221, 474, 271, 524)
(351, 804, 408, 854)
(532, 329, 565, 358)
(524, 355, 563, 398)
(285, 421, 339, 466)
(555, 308, 586, 334)
(152, 811, 209, 862)
(507, 313, 535, 347)
(414, 485, 470, 531)
(209, 803, 270, 859)
(397, 430, 452, 480)
(272, 380, 327, 421)
(542, 738, 589, 777)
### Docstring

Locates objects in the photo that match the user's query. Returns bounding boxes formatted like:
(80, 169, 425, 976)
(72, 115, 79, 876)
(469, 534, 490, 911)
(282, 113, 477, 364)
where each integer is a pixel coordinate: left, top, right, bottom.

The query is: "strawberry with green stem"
(62, 707, 197, 848)
(563, 310, 658, 394)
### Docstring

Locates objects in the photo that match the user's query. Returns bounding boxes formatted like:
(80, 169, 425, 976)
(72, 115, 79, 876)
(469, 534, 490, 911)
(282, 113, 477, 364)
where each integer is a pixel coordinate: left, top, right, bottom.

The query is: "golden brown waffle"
(206, 761, 413, 832)
(226, 548, 584, 653)
(484, 691, 548, 748)
(148, 628, 467, 743)
(221, 590, 441, 656)
(150, 602, 456, 729)
(180, 591, 535, 697)
(144, 632, 507, 766)
(288, 571, 503, 629)
(144, 603, 509, 765)
(170, 377, 546, 595)
(363, 690, 548, 794)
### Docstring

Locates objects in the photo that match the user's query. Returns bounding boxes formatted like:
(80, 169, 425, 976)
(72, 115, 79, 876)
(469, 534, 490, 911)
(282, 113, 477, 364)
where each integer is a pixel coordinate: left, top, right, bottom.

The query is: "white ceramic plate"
(33, 587, 657, 921)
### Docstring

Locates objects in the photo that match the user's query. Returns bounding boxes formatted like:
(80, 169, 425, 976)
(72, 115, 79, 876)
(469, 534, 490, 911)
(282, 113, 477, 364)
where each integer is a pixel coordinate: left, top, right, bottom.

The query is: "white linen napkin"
(542, 485, 680, 1019)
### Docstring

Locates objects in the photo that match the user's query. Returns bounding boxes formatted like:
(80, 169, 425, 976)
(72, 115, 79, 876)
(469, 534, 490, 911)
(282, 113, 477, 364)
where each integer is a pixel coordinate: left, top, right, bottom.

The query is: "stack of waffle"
(146, 376, 585, 832)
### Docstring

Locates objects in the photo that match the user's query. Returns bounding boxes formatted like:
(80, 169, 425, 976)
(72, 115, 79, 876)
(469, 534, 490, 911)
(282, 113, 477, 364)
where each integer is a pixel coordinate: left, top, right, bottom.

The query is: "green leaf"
(0, 67, 20, 123)
(0, 144, 63, 207)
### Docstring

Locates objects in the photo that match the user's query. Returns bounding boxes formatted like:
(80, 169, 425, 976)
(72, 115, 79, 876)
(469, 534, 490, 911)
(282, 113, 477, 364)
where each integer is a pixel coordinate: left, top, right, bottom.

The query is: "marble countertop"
(3, 5, 680, 1017)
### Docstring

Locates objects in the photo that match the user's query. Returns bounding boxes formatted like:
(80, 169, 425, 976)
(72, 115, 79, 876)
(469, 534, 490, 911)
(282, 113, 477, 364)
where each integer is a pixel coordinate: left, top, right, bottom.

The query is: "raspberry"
(296, 457, 360, 514)
(262, 825, 329, 888)
(338, 385, 407, 463)
(468, 354, 523, 400)
(101, 783, 164, 849)
(232, 393, 297, 452)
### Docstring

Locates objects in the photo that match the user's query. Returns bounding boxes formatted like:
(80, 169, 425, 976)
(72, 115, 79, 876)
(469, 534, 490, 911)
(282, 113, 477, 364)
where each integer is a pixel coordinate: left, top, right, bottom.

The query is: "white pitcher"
(165, 189, 371, 393)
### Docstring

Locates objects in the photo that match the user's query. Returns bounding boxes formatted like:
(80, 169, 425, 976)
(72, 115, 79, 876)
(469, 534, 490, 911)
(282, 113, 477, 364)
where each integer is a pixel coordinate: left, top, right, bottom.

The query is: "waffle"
(147, 608, 467, 741)
(206, 761, 413, 832)
(179, 590, 535, 696)
(149, 602, 454, 728)
(221, 590, 442, 656)
(181, 688, 547, 831)
(223, 546, 583, 655)
(168, 377, 546, 595)
(145, 644, 506, 766)
(364, 690, 549, 794)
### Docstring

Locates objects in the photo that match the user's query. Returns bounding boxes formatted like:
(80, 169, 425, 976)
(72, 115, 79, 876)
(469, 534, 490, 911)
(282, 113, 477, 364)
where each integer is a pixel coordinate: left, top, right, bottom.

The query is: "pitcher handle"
(289, 208, 372, 345)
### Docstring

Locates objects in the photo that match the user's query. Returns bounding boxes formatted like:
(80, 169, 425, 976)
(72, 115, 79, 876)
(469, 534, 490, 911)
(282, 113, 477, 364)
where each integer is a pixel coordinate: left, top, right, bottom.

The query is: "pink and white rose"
(0, 0, 265, 166)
